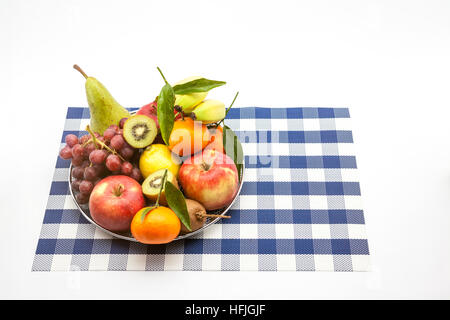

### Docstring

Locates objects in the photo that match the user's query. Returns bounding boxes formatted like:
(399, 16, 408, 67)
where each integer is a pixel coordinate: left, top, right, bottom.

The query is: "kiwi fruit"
(123, 114, 157, 148)
(180, 199, 232, 234)
(181, 199, 207, 234)
(142, 169, 178, 205)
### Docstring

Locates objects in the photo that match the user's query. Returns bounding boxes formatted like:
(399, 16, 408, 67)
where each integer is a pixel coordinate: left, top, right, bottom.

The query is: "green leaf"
(173, 78, 226, 95)
(140, 206, 156, 223)
(165, 181, 191, 231)
(223, 125, 244, 182)
(157, 83, 175, 145)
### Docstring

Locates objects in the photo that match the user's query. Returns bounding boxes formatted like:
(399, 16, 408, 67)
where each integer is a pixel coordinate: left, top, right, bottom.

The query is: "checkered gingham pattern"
(32, 107, 370, 272)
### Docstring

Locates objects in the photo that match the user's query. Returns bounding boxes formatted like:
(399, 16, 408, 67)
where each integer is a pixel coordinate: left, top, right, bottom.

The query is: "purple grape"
(103, 129, 116, 141)
(59, 146, 73, 159)
(105, 154, 121, 171)
(97, 136, 106, 144)
(92, 164, 106, 177)
(89, 149, 108, 164)
(71, 179, 81, 192)
(79, 134, 90, 144)
(76, 192, 89, 204)
(120, 146, 134, 160)
(81, 160, 90, 168)
(72, 144, 84, 158)
(130, 167, 143, 182)
(71, 155, 84, 166)
(84, 166, 98, 181)
(72, 166, 85, 180)
(122, 140, 131, 149)
(119, 118, 128, 129)
(84, 142, 96, 158)
(108, 124, 119, 132)
(110, 135, 125, 150)
(79, 180, 94, 195)
(121, 161, 133, 175)
(65, 134, 79, 147)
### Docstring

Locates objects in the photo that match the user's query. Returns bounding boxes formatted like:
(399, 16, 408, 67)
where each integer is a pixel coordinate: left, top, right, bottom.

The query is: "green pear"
(74, 65, 130, 135)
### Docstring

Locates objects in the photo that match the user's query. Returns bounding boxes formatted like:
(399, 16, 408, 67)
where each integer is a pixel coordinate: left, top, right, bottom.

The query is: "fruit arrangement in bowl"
(59, 65, 244, 244)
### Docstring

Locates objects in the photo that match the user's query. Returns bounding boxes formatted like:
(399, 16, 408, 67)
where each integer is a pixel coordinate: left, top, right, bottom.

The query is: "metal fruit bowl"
(68, 150, 245, 242)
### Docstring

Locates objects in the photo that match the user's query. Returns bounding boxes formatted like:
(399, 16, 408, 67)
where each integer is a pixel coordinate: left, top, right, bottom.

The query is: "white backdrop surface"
(1, 0, 450, 299)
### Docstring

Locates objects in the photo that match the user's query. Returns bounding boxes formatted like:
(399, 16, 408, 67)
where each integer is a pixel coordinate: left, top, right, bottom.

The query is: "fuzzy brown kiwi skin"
(181, 199, 207, 234)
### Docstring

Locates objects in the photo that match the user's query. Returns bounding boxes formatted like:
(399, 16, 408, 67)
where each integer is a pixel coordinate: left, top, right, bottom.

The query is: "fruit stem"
(73, 64, 88, 79)
(216, 91, 239, 126)
(155, 169, 168, 207)
(201, 162, 211, 171)
(85, 125, 126, 162)
(174, 111, 185, 121)
(174, 105, 185, 121)
(113, 184, 125, 197)
(200, 213, 231, 219)
(85, 125, 100, 150)
(156, 67, 169, 85)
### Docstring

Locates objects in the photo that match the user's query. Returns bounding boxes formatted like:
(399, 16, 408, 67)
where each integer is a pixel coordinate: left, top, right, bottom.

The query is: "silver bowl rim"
(68, 131, 245, 243)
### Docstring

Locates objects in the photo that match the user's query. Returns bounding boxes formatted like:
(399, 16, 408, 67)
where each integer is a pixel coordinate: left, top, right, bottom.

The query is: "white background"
(1, 0, 450, 299)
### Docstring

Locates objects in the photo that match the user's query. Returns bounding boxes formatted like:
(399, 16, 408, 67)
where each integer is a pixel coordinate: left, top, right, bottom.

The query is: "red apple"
(137, 100, 182, 130)
(178, 149, 239, 210)
(137, 101, 159, 129)
(89, 175, 145, 231)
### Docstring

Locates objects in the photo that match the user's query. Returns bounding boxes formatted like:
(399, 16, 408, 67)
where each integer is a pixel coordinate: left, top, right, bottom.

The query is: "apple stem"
(114, 184, 124, 197)
(155, 169, 168, 207)
(73, 64, 88, 79)
(201, 162, 211, 171)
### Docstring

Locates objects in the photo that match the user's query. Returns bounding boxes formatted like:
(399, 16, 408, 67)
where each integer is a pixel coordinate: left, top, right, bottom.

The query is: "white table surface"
(1, 0, 450, 299)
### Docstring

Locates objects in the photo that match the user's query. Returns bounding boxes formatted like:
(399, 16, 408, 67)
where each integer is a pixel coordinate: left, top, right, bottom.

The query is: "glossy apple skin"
(179, 149, 239, 210)
(137, 100, 181, 130)
(89, 175, 145, 231)
(137, 101, 159, 129)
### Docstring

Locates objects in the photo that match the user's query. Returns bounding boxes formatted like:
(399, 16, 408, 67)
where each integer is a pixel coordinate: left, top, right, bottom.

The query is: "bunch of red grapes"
(59, 120, 142, 204)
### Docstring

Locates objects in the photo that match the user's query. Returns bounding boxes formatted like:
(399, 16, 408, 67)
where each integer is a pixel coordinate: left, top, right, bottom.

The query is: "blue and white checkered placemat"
(32, 107, 370, 271)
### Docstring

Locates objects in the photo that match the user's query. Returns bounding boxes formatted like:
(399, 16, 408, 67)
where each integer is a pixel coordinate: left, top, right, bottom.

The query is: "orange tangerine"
(168, 118, 210, 157)
(131, 206, 181, 244)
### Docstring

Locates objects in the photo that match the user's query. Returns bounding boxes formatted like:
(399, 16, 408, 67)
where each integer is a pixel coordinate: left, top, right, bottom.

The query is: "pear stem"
(73, 64, 88, 79)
